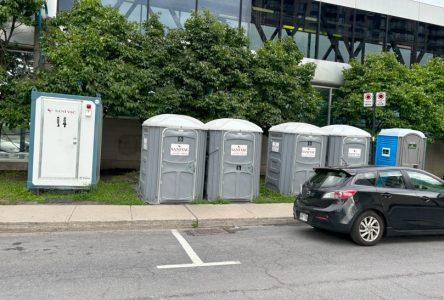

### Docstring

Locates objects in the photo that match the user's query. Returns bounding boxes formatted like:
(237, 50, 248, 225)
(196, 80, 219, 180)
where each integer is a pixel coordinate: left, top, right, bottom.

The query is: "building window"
(417, 23, 444, 64)
(149, 0, 195, 29)
(318, 3, 354, 63)
(387, 16, 416, 66)
(0, 127, 29, 160)
(58, 0, 74, 12)
(102, 0, 147, 28)
(281, 0, 319, 58)
(250, 0, 281, 49)
(354, 10, 386, 63)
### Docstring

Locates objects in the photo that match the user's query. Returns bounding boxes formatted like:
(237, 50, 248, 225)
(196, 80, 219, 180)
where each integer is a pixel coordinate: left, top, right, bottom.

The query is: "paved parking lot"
(1, 224, 444, 299)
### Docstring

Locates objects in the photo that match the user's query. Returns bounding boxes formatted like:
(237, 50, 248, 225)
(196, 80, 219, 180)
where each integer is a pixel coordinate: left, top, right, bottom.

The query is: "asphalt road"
(1, 223, 444, 300)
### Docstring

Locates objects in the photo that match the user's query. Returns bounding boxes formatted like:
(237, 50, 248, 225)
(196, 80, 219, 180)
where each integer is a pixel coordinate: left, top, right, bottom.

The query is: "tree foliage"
(250, 37, 319, 129)
(333, 52, 444, 140)
(0, 0, 44, 68)
(0, 1, 319, 129)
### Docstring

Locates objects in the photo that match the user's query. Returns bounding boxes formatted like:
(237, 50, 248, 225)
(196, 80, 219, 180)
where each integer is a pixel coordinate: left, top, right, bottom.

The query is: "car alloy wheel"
(351, 211, 384, 246)
(359, 216, 381, 243)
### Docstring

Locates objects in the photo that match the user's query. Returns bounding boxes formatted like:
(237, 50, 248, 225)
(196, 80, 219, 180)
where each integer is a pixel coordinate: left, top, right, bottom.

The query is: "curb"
(0, 218, 297, 233)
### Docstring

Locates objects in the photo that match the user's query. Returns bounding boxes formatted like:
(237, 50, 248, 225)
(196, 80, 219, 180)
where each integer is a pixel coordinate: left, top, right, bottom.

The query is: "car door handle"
(383, 193, 392, 199)
(422, 196, 431, 202)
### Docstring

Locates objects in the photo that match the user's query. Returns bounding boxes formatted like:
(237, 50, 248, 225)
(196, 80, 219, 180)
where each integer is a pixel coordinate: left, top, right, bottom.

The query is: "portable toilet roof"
(269, 122, 325, 135)
(204, 118, 262, 133)
(142, 114, 204, 130)
(322, 125, 371, 137)
(379, 128, 426, 138)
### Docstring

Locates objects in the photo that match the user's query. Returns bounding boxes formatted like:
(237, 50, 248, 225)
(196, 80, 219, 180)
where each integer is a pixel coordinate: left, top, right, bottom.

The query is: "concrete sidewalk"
(0, 203, 295, 232)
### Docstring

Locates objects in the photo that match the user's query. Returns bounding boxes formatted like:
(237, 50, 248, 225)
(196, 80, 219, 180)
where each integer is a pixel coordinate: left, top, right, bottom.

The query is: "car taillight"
(322, 190, 357, 200)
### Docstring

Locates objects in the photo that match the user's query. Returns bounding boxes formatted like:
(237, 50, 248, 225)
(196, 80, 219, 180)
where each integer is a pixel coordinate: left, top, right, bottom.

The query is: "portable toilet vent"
(139, 114, 206, 204)
(204, 118, 262, 201)
(27, 89, 102, 191)
(375, 128, 426, 169)
(266, 122, 327, 195)
(322, 125, 371, 167)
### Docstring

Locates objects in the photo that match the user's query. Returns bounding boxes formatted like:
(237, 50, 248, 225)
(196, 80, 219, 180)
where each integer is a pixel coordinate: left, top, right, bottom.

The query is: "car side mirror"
(438, 193, 444, 199)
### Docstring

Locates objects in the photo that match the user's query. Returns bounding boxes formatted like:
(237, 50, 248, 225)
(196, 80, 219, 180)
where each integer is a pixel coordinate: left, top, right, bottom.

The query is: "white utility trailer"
(27, 89, 102, 191)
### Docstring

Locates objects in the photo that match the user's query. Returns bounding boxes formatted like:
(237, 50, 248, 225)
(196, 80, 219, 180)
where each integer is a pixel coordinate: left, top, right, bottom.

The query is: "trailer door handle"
(73, 137, 77, 145)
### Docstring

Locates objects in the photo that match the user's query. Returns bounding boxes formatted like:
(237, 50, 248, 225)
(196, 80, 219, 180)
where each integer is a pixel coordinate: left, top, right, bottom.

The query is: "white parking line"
(157, 229, 241, 269)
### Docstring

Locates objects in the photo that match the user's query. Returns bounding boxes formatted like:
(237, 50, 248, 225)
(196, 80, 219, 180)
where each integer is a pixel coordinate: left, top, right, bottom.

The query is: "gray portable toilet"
(138, 114, 206, 204)
(266, 122, 327, 195)
(375, 128, 426, 169)
(322, 125, 371, 167)
(204, 118, 262, 201)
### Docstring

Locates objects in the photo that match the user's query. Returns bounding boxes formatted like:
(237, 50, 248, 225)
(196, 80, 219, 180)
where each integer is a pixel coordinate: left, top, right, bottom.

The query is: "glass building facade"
(58, 0, 444, 65)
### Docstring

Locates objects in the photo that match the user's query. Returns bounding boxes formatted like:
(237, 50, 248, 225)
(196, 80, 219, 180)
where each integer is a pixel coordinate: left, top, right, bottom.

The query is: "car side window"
(354, 172, 377, 186)
(406, 171, 444, 193)
(376, 171, 407, 189)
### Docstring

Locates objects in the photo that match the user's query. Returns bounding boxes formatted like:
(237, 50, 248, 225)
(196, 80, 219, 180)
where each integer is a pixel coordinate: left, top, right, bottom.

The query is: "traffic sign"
(363, 92, 373, 107)
(376, 92, 386, 107)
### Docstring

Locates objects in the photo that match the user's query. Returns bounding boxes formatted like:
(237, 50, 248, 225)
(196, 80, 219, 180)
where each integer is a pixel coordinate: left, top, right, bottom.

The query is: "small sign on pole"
(363, 92, 373, 107)
(376, 92, 386, 107)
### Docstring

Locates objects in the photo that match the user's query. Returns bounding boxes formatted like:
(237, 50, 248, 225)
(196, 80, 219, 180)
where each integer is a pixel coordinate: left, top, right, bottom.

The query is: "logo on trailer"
(47, 108, 76, 114)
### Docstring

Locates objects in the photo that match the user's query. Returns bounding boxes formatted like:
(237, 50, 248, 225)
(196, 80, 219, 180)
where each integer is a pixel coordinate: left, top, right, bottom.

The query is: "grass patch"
(0, 171, 144, 205)
(0, 172, 293, 205)
(191, 198, 231, 204)
(253, 178, 295, 204)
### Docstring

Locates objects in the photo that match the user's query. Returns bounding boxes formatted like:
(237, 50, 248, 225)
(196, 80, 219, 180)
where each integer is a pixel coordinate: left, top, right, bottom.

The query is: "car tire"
(350, 211, 384, 246)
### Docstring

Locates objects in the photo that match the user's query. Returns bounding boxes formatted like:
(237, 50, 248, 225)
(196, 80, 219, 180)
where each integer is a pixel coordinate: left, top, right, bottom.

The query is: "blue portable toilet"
(375, 128, 426, 169)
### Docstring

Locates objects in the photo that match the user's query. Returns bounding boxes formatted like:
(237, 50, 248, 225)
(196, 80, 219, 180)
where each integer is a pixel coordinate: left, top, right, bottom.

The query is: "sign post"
(364, 92, 386, 164)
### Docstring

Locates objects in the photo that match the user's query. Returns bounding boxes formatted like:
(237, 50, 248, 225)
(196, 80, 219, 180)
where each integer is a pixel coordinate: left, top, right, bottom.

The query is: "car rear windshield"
(309, 170, 351, 188)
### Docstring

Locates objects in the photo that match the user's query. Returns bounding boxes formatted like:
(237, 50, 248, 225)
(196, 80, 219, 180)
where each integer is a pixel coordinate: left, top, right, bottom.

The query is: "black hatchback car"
(294, 166, 444, 246)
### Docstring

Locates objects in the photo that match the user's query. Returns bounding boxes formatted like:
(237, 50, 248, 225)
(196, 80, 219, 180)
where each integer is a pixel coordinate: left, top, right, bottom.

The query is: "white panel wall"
(46, 0, 58, 18)
(303, 58, 350, 87)
(419, 3, 444, 27)
(387, 0, 420, 21)
(318, 0, 444, 27)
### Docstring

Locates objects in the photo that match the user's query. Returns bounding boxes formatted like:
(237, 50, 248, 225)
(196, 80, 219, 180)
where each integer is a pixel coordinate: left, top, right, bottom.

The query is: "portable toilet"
(375, 128, 426, 169)
(27, 89, 102, 191)
(322, 125, 371, 167)
(204, 118, 262, 201)
(138, 114, 206, 204)
(266, 122, 327, 195)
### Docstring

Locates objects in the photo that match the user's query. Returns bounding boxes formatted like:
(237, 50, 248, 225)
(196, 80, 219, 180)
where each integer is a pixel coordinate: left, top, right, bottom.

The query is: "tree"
(333, 52, 444, 139)
(40, 0, 158, 119)
(0, 0, 44, 69)
(161, 10, 255, 121)
(250, 37, 320, 130)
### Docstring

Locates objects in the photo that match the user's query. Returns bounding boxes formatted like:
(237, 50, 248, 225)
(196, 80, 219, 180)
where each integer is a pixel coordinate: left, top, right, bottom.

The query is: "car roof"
(314, 166, 430, 176)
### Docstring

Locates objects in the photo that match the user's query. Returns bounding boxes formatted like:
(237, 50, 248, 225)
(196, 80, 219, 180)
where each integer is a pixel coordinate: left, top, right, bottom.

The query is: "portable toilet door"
(322, 125, 371, 167)
(223, 131, 255, 199)
(159, 128, 200, 202)
(400, 133, 425, 169)
(205, 119, 262, 201)
(292, 129, 326, 194)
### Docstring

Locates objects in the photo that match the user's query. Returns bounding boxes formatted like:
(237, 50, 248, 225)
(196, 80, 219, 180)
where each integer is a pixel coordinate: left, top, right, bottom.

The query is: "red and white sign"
(301, 147, 316, 158)
(376, 92, 386, 107)
(231, 144, 248, 156)
(363, 92, 373, 107)
(170, 144, 190, 156)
